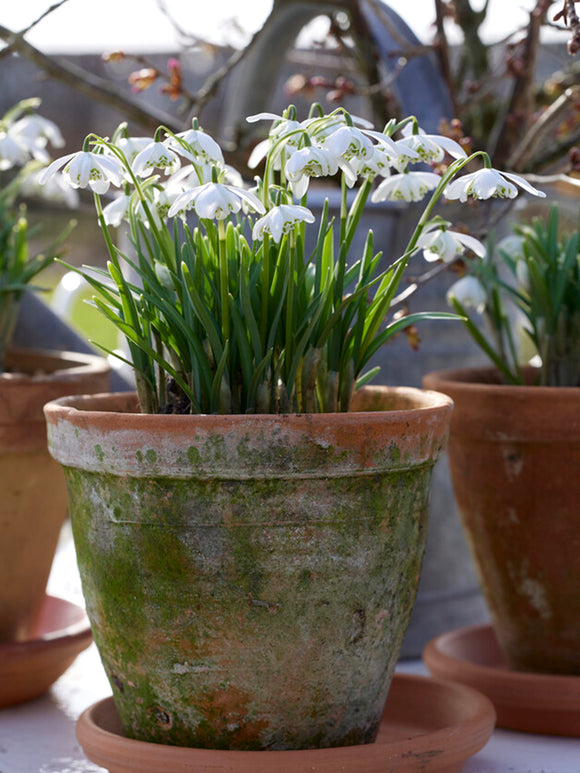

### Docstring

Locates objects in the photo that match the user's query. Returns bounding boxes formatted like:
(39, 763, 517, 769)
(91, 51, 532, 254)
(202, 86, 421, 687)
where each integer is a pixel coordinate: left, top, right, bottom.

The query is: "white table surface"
(1, 528, 579, 773)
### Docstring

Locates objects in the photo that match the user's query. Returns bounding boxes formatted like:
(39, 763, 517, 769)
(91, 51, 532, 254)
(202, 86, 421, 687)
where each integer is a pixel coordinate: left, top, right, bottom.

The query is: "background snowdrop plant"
(447, 205, 580, 387)
(0, 98, 76, 372)
(41, 103, 545, 414)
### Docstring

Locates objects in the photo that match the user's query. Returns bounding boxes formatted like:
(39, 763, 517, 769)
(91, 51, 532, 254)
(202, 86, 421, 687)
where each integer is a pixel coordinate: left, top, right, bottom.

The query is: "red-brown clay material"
(423, 367, 580, 675)
(424, 623, 580, 736)
(76, 673, 496, 773)
(0, 594, 92, 708)
(0, 349, 110, 642)
(45, 386, 453, 750)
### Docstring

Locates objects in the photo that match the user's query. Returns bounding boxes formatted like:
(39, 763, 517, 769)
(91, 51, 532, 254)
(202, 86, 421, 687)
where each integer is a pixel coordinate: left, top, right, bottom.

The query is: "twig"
(567, 0, 580, 53)
(0, 23, 181, 133)
(189, 44, 254, 117)
(21, 0, 72, 34)
(434, 0, 458, 117)
(0, 0, 72, 60)
(554, 0, 580, 53)
(155, 0, 201, 46)
(508, 86, 580, 169)
(489, 0, 550, 167)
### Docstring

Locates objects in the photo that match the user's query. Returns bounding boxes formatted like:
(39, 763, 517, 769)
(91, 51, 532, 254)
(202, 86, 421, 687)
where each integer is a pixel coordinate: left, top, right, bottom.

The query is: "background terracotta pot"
(423, 366, 580, 674)
(0, 347, 110, 642)
(45, 386, 452, 751)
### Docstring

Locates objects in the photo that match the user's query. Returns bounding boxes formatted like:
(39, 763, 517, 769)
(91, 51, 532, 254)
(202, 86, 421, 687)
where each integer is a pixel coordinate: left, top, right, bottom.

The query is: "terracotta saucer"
(0, 594, 92, 708)
(423, 623, 580, 736)
(76, 673, 495, 773)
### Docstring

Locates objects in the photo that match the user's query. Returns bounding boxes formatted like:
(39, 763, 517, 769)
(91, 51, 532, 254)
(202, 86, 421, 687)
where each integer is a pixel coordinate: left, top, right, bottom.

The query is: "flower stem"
(261, 232, 270, 346)
(218, 218, 230, 344)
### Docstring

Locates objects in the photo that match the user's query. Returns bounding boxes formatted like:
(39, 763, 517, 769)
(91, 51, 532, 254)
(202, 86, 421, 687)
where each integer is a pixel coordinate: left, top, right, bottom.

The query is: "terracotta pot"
(423, 366, 580, 674)
(0, 347, 110, 642)
(44, 386, 452, 750)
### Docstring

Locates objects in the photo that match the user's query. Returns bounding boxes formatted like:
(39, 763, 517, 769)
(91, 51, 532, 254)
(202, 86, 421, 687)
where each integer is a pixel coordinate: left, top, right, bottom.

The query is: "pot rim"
(2, 347, 110, 384)
(44, 385, 453, 426)
(424, 365, 580, 396)
(44, 387, 453, 480)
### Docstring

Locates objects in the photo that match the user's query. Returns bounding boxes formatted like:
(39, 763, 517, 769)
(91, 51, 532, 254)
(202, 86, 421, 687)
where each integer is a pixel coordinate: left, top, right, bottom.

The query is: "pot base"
(76, 673, 494, 773)
(424, 624, 580, 736)
(0, 594, 92, 708)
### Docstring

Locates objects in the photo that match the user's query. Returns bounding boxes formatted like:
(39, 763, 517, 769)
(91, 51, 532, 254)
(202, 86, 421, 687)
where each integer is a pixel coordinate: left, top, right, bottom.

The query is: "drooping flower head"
(252, 204, 315, 242)
(0, 131, 31, 170)
(132, 139, 181, 178)
(10, 114, 65, 161)
(447, 275, 487, 313)
(19, 166, 80, 209)
(113, 135, 153, 166)
(371, 171, 441, 203)
(416, 226, 486, 263)
(168, 125, 225, 166)
(39, 149, 124, 195)
(284, 146, 339, 198)
(168, 181, 265, 221)
(397, 123, 466, 166)
(247, 110, 306, 170)
(445, 168, 545, 202)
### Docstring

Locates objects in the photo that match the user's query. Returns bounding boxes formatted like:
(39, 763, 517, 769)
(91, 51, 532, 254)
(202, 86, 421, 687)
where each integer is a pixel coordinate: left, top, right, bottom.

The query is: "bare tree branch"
(566, 0, 580, 52)
(0, 23, 181, 133)
(489, 0, 551, 167)
(554, 0, 580, 52)
(434, 0, 458, 117)
(508, 86, 580, 169)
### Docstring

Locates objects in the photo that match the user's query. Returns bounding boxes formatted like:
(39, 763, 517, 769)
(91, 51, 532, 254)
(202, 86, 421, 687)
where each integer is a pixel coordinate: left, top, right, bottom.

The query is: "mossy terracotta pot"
(0, 348, 110, 642)
(44, 386, 452, 750)
(423, 366, 580, 675)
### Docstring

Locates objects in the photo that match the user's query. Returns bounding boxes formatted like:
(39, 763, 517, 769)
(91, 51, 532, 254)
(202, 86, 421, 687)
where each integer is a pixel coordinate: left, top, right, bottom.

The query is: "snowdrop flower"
(132, 140, 180, 177)
(398, 124, 466, 164)
(319, 125, 374, 162)
(247, 112, 305, 169)
(165, 163, 210, 194)
(114, 136, 153, 165)
(285, 146, 339, 198)
(304, 113, 375, 147)
(361, 129, 424, 174)
(168, 182, 265, 220)
(150, 187, 179, 222)
(19, 166, 80, 208)
(0, 130, 30, 170)
(317, 125, 376, 187)
(497, 234, 525, 259)
(223, 164, 245, 188)
(39, 150, 124, 194)
(155, 262, 174, 290)
(247, 111, 301, 129)
(345, 145, 394, 181)
(10, 114, 65, 161)
(102, 193, 132, 227)
(515, 259, 531, 292)
(445, 168, 546, 202)
(371, 171, 441, 203)
(168, 127, 224, 165)
(447, 275, 487, 313)
(252, 204, 315, 242)
(417, 227, 486, 263)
